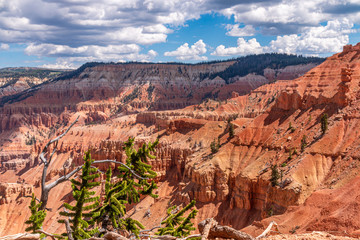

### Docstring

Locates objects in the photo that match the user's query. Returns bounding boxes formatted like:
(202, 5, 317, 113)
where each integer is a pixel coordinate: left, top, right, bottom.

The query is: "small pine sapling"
(25, 193, 47, 234)
(288, 150, 293, 161)
(301, 135, 307, 152)
(59, 151, 100, 240)
(210, 139, 219, 154)
(321, 113, 328, 135)
(288, 122, 295, 133)
(270, 164, 280, 187)
(228, 123, 235, 139)
(157, 200, 198, 237)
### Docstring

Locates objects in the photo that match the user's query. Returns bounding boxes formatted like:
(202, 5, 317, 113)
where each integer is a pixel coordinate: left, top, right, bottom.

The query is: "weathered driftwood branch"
(35, 229, 57, 240)
(256, 221, 279, 239)
(0, 233, 40, 240)
(199, 218, 280, 240)
(200, 218, 217, 240)
(139, 234, 202, 240)
(198, 218, 254, 240)
(39, 116, 79, 210)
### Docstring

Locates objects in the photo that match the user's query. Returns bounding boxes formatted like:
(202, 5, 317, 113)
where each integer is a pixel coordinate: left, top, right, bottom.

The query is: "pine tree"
(228, 123, 234, 139)
(94, 167, 127, 231)
(321, 113, 328, 135)
(210, 139, 219, 154)
(118, 137, 159, 204)
(25, 193, 47, 233)
(59, 151, 100, 240)
(157, 200, 198, 237)
(93, 137, 159, 235)
(270, 164, 280, 187)
(301, 135, 307, 152)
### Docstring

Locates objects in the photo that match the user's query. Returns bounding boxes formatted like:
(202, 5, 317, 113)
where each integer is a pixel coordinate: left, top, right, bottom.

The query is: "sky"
(0, 0, 359, 69)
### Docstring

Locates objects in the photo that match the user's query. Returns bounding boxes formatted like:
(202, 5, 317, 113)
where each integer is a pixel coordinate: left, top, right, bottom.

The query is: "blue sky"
(0, 0, 359, 69)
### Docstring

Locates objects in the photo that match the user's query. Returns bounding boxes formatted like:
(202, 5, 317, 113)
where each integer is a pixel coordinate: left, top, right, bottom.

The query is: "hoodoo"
(1, 48, 360, 238)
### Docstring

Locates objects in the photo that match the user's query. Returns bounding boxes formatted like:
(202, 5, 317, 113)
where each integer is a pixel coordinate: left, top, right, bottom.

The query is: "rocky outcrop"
(0, 54, 347, 237)
(0, 183, 33, 205)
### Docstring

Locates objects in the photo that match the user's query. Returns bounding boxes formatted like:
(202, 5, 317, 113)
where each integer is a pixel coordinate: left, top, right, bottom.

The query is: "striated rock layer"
(1, 48, 359, 237)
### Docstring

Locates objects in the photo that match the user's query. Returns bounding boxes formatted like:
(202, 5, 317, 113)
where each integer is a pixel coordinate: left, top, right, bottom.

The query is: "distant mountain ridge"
(0, 54, 324, 109)
(0, 67, 69, 99)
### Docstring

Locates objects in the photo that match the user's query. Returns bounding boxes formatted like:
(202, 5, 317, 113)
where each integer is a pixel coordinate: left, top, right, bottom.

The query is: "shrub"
(228, 123, 235, 139)
(210, 138, 220, 154)
(288, 122, 295, 133)
(321, 113, 328, 134)
(301, 135, 307, 152)
(270, 164, 280, 187)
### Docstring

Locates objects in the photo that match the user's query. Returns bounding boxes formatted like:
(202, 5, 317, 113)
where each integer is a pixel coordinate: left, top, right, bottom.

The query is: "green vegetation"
(157, 200, 198, 238)
(228, 123, 235, 139)
(24, 137, 197, 240)
(52, 54, 324, 85)
(0, 67, 67, 89)
(59, 151, 100, 239)
(25, 136, 36, 145)
(288, 122, 295, 133)
(208, 53, 324, 83)
(122, 87, 139, 103)
(321, 113, 328, 135)
(147, 84, 155, 100)
(301, 135, 307, 152)
(25, 194, 47, 234)
(55, 62, 102, 81)
(210, 138, 220, 154)
(270, 164, 280, 187)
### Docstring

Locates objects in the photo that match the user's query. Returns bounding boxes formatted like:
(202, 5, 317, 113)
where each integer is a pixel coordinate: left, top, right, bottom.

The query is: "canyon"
(1, 48, 359, 238)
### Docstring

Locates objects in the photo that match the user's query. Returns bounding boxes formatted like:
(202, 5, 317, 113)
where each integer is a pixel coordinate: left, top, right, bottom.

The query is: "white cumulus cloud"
(164, 40, 207, 60)
(226, 24, 256, 37)
(268, 19, 356, 54)
(211, 38, 263, 56)
(25, 43, 158, 65)
(0, 43, 9, 50)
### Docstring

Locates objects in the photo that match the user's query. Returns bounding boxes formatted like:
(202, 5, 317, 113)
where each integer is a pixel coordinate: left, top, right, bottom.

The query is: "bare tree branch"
(255, 221, 279, 239)
(39, 116, 79, 210)
(65, 219, 74, 240)
(139, 234, 202, 240)
(198, 219, 254, 240)
(200, 218, 216, 240)
(140, 216, 165, 234)
(92, 160, 148, 180)
(35, 229, 57, 240)
(43, 116, 79, 153)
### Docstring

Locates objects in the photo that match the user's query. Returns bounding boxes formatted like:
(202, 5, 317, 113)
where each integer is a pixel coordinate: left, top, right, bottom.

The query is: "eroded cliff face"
(3, 52, 357, 236)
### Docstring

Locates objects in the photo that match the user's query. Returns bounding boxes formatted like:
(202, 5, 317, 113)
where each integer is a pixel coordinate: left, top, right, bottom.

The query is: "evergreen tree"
(93, 167, 127, 231)
(228, 123, 234, 139)
(301, 135, 307, 152)
(25, 193, 47, 233)
(93, 137, 159, 235)
(270, 164, 280, 187)
(59, 151, 100, 240)
(157, 200, 198, 237)
(210, 139, 219, 154)
(321, 113, 328, 135)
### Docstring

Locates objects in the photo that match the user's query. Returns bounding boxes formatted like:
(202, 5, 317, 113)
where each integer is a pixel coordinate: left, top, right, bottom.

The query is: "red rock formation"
(4, 52, 357, 237)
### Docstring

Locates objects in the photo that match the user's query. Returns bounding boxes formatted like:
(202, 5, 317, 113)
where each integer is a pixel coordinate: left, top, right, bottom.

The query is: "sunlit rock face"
(0, 56, 330, 236)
